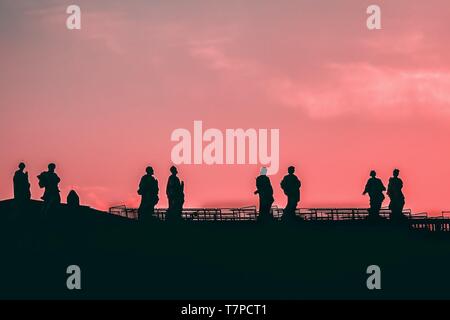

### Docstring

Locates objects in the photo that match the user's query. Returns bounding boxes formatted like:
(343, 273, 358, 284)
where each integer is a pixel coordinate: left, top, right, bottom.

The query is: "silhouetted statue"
(166, 166, 184, 221)
(387, 169, 405, 221)
(67, 190, 80, 208)
(37, 163, 61, 214)
(254, 167, 274, 222)
(138, 166, 159, 222)
(280, 166, 301, 220)
(13, 162, 31, 204)
(363, 170, 386, 219)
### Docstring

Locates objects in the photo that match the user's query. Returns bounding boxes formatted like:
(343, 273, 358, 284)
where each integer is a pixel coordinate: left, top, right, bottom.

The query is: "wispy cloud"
(267, 63, 450, 117)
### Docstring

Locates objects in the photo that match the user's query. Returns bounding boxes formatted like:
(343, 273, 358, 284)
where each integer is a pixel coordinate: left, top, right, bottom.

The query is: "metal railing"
(109, 205, 413, 221)
(107, 205, 450, 232)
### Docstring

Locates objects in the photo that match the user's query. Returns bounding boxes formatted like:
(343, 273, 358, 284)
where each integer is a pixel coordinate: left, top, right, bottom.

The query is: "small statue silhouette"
(362, 170, 386, 219)
(37, 163, 61, 215)
(387, 169, 405, 221)
(166, 166, 184, 222)
(280, 166, 301, 220)
(137, 166, 159, 222)
(67, 190, 80, 208)
(255, 167, 274, 222)
(13, 162, 31, 204)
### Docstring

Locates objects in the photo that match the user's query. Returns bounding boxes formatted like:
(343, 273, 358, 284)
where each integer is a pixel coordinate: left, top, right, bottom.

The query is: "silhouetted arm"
(363, 181, 369, 195)
(25, 172, 30, 188)
(166, 178, 172, 197)
(387, 178, 393, 197)
(280, 177, 286, 190)
(255, 177, 262, 194)
(137, 177, 144, 195)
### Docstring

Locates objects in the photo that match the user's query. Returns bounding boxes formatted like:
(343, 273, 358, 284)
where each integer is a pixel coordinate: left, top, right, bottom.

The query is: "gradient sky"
(1, 0, 450, 214)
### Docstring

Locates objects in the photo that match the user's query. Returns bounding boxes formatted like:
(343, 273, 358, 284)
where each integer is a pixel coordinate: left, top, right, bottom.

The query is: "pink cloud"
(267, 63, 450, 117)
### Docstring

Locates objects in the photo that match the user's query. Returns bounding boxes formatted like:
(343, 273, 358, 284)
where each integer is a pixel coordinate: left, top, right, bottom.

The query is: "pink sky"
(1, 0, 450, 214)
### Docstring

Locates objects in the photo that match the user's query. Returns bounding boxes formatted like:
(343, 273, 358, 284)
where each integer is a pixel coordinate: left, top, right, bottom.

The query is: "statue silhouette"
(13, 162, 31, 204)
(138, 166, 159, 222)
(37, 163, 61, 215)
(166, 166, 184, 221)
(254, 167, 274, 222)
(67, 190, 80, 208)
(280, 166, 301, 220)
(362, 170, 386, 219)
(387, 169, 405, 221)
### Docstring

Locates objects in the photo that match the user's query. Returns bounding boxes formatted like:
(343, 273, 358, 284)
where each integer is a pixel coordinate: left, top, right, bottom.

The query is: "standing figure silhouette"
(280, 166, 301, 220)
(362, 170, 386, 219)
(254, 167, 274, 222)
(166, 166, 184, 222)
(37, 163, 61, 215)
(13, 162, 31, 204)
(138, 166, 159, 222)
(387, 169, 405, 221)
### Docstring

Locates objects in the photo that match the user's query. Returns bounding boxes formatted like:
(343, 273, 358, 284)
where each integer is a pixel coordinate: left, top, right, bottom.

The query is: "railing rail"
(109, 205, 416, 222)
(107, 205, 450, 232)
